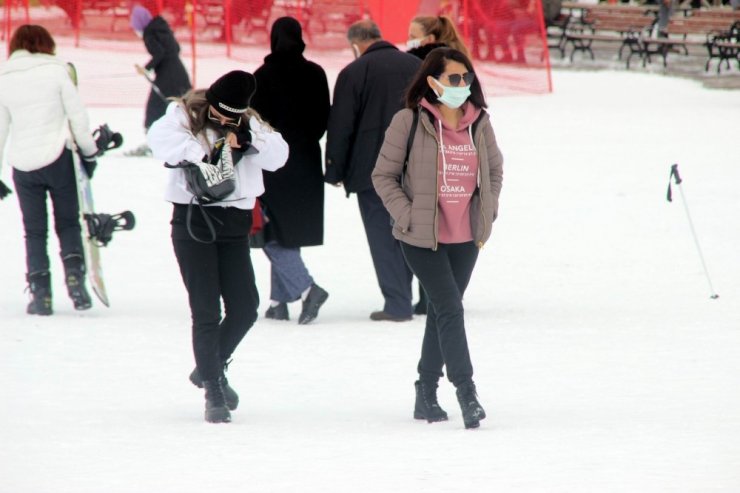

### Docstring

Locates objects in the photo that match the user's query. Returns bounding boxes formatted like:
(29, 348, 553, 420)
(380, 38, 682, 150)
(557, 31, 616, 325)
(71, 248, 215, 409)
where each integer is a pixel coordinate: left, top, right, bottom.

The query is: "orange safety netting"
(1, 0, 551, 96)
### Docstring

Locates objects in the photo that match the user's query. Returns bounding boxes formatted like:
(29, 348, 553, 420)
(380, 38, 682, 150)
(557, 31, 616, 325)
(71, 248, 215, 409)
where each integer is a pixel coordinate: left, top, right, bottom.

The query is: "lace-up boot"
(26, 271, 53, 316)
(456, 381, 486, 429)
(63, 254, 92, 310)
(189, 362, 239, 410)
(414, 380, 448, 423)
(203, 377, 231, 423)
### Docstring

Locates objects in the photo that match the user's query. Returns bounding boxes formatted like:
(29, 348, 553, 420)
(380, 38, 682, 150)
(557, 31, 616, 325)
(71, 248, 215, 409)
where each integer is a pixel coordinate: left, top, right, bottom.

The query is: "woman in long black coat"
(130, 6, 191, 129)
(251, 16, 331, 325)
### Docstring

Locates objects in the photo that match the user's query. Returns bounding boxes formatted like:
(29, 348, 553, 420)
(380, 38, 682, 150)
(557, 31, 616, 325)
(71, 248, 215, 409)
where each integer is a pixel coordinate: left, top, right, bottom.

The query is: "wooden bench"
(639, 13, 739, 69)
(707, 20, 740, 72)
(564, 6, 656, 68)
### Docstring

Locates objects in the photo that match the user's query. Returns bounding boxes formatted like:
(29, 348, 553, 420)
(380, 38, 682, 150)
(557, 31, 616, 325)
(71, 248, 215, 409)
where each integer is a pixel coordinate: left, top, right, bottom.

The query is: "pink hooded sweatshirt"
(420, 98, 481, 244)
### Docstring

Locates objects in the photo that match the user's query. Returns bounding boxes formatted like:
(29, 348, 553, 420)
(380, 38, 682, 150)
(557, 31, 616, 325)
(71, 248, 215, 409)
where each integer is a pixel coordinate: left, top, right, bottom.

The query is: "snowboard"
(72, 149, 110, 306)
(67, 63, 109, 306)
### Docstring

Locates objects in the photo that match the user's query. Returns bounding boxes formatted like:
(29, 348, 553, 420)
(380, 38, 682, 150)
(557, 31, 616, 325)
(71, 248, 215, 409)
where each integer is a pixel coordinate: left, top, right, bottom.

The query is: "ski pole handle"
(670, 163, 682, 185)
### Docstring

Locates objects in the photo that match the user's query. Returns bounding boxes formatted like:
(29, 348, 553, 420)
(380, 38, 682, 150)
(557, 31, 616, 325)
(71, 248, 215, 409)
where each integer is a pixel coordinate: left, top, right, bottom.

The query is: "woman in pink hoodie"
(372, 47, 503, 429)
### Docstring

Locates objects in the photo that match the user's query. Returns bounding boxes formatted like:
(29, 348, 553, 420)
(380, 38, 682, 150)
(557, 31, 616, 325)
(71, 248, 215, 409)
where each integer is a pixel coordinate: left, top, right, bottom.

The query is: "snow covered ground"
(1, 42, 739, 492)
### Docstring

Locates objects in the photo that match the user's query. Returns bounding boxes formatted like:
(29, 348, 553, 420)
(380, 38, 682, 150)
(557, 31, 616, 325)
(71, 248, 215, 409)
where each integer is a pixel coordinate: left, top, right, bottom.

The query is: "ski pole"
(666, 164, 719, 299)
(136, 65, 168, 102)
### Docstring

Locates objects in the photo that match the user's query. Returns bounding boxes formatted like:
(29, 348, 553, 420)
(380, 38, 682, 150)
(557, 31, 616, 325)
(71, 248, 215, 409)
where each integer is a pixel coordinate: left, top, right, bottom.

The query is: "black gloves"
(79, 152, 98, 179)
(0, 179, 12, 200)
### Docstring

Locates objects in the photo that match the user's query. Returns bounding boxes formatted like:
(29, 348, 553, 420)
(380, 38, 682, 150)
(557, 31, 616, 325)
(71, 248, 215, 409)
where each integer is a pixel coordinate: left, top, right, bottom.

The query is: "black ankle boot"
(26, 271, 53, 316)
(456, 381, 486, 429)
(414, 380, 448, 423)
(63, 254, 92, 310)
(189, 365, 239, 410)
(203, 377, 231, 423)
(456, 382, 486, 428)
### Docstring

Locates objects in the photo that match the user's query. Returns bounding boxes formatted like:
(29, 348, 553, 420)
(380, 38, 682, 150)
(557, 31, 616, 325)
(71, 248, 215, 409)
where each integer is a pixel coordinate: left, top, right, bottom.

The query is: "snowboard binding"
(84, 211, 136, 247)
(93, 124, 124, 155)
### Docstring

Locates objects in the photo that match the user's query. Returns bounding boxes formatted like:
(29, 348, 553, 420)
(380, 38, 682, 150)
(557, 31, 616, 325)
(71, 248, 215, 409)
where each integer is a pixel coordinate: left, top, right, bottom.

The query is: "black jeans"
(12, 148, 83, 274)
(401, 241, 479, 387)
(171, 204, 259, 382)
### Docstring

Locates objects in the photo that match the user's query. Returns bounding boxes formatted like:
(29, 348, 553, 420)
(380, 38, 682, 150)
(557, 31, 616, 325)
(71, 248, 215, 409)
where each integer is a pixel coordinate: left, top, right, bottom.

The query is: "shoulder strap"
(403, 108, 419, 172)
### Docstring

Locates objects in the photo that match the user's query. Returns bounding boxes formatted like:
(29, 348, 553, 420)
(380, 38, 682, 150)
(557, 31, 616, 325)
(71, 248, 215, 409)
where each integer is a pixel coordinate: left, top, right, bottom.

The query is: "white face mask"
(134, 30, 143, 38)
(406, 38, 422, 50)
(351, 43, 361, 59)
(432, 78, 471, 109)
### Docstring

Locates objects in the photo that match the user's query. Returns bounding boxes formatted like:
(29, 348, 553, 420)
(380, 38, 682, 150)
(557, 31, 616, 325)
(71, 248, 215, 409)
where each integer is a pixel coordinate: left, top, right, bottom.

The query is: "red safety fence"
(1, 0, 551, 97)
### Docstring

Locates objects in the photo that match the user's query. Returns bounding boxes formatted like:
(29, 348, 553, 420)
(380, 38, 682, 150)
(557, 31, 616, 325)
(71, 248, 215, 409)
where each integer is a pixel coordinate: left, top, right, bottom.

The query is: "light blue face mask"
(432, 78, 471, 109)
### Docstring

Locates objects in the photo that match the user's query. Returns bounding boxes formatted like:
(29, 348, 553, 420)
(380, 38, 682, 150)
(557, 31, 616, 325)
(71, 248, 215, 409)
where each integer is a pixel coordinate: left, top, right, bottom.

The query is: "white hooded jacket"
(147, 102, 288, 209)
(0, 50, 98, 175)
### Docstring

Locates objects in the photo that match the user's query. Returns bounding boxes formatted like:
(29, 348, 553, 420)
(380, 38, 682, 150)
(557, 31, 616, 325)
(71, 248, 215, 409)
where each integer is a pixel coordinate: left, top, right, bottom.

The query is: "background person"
(372, 48, 503, 429)
(128, 4, 191, 155)
(251, 16, 331, 324)
(0, 24, 99, 315)
(406, 15, 471, 60)
(325, 19, 421, 322)
(147, 71, 288, 423)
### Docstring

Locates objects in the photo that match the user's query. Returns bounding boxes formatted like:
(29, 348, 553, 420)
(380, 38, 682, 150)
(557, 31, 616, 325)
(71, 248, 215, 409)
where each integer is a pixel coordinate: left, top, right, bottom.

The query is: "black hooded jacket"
(251, 17, 330, 248)
(142, 16, 191, 128)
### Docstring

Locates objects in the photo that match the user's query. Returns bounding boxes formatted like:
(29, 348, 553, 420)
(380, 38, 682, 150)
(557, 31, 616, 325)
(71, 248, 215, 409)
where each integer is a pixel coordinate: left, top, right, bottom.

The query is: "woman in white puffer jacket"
(0, 25, 99, 316)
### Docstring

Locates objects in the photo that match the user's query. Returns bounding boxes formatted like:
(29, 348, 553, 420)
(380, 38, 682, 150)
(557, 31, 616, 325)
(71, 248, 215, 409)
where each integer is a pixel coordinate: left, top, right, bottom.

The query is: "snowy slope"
(1, 44, 739, 492)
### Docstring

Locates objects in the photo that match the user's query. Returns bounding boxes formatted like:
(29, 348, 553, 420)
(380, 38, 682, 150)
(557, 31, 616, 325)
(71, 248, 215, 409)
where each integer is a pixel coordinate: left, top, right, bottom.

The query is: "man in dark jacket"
(325, 20, 421, 322)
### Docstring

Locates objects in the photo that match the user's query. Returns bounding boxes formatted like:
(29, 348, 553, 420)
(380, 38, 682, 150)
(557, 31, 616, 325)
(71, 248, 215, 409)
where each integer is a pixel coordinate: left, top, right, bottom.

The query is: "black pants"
(12, 148, 83, 274)
(357, 188, 413, 317)
(401, 241, 479, 387)
(171, 204, 259, 382)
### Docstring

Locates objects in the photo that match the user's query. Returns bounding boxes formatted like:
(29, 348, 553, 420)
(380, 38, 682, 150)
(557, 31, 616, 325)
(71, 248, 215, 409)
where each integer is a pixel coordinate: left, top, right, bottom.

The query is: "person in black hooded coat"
(131, 6, 191, 130)
(251, 16, 331, 325)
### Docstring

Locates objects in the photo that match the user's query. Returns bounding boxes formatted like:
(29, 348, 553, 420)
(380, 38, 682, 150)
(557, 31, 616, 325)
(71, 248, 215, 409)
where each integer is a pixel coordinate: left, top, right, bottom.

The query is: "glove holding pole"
(666, 163, 719, 299)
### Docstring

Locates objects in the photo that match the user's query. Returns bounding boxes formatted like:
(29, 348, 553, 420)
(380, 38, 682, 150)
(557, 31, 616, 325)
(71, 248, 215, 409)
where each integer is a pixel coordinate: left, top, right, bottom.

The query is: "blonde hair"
(411, 15, 470, 59)
(178, 89, 268, 141)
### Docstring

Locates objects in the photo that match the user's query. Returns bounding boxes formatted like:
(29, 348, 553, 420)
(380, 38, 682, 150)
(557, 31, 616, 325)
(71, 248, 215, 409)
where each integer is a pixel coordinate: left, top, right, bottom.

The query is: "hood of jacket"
(270, 16, 305, 56)
(0, 50, 67, 76)
(419, 98, 481, 131)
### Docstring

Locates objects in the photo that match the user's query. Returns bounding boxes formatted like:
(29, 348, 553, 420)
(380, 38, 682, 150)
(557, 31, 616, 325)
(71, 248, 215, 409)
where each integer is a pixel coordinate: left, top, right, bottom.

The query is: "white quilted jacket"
(0, 50, 97, 175)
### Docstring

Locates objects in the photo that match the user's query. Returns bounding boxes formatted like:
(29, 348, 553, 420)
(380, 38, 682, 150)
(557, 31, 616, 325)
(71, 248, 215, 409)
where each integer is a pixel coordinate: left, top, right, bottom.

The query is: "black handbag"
(165, 138, 237, 243)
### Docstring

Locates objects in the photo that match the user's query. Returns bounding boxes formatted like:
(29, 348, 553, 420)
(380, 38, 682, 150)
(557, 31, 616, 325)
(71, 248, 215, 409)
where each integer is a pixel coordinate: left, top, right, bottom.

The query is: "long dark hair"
(404, 47, 486, 110)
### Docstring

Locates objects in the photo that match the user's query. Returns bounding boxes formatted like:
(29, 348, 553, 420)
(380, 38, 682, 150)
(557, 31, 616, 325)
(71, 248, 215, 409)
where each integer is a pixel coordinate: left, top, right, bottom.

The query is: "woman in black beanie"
(147, 70, 288, 423)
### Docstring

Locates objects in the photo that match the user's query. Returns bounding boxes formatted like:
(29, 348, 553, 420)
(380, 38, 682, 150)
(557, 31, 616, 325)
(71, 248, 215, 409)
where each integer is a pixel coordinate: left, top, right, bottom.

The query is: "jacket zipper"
(476, 129, 488, 249)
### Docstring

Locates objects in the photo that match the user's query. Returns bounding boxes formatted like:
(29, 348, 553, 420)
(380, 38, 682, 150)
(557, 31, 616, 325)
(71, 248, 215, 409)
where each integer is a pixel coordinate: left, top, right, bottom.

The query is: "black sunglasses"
(445, 72, 475, 86)
(208, 107, 241, 128)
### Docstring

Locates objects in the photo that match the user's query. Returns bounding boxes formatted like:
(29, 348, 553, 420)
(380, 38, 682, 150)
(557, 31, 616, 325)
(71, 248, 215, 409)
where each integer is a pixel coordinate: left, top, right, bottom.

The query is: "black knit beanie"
(205, 70, 256, 119)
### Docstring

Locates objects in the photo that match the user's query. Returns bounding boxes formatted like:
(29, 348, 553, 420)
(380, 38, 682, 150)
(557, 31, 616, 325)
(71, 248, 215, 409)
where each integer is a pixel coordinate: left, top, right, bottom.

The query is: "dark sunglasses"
(208, 107, 241, 128)
(445, 72, 475, 86)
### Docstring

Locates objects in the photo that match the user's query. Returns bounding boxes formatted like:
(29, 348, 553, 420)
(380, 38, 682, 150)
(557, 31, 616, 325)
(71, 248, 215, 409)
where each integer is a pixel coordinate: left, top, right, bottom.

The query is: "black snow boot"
(265, 302, 289, 320)
(203, 377, 231, 423)
(189, 364, 239, 410)
(298, 283, 329, 325)
(456, 381, 487, 429)
(414, 380, 448, 423)
(63, 254, 92, 310)
(26, 271, 53, 316)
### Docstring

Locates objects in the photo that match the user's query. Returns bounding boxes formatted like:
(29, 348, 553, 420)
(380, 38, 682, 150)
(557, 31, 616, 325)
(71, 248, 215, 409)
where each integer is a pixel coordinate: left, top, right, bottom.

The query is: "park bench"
(564, 5, 656, 68)
(639, 11, 740, 70)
